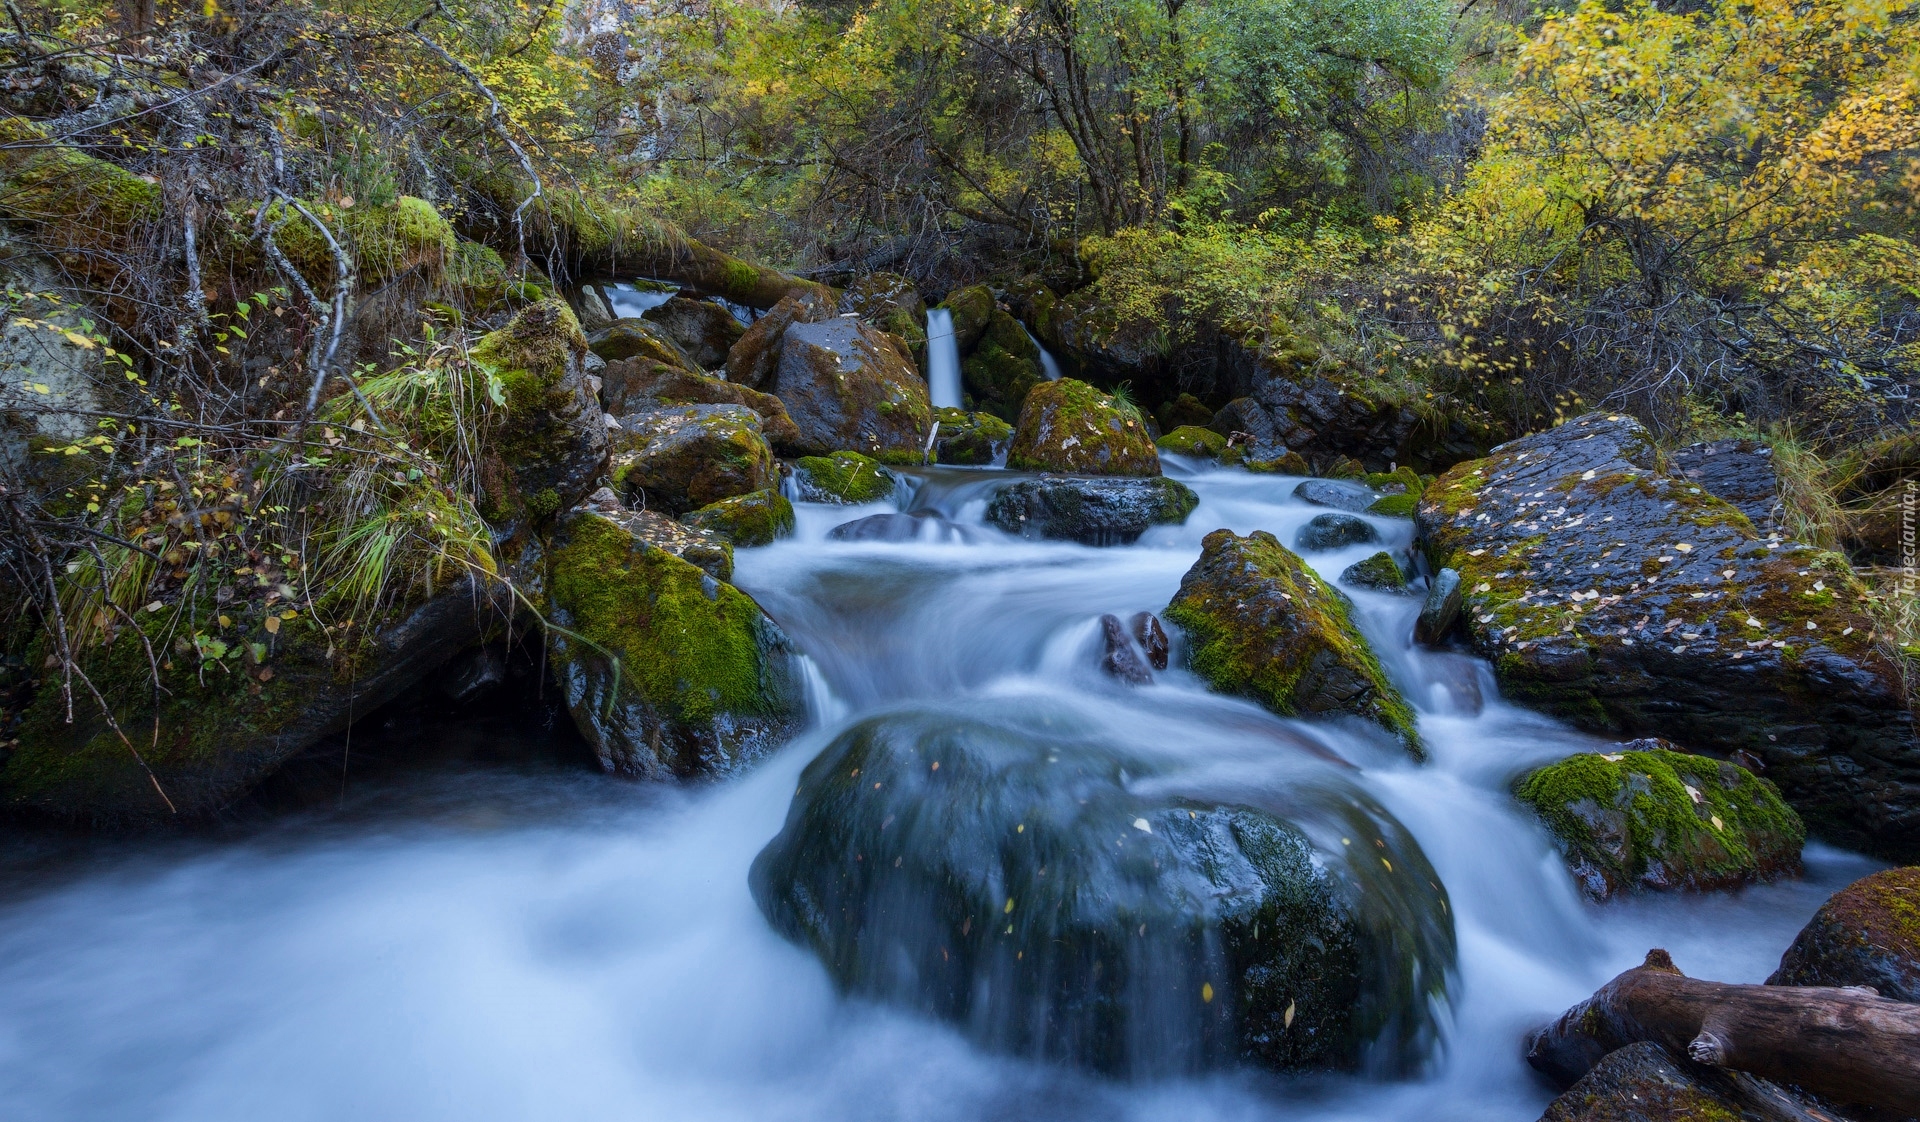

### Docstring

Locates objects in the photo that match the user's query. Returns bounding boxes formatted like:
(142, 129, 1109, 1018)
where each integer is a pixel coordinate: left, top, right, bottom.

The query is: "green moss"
(1367, 492, 1418, 518)
(0, 117, 162, 259)
(548, 512, 780, 722)
(1008, 378, 1159, 476)
(1343, 551, 1408, 591)
(1515, 747, 1804, 896)
(682, 489, 795, 547)
(1244, 451, 1311, 475)
(960, 310, 1045, 420)
(932, 407, 1013, 465)
(527, 488, 561, 520)
(1157, 425, 1229, 458)
(260, 195, 457, 288)
(794, 451, 895, 503)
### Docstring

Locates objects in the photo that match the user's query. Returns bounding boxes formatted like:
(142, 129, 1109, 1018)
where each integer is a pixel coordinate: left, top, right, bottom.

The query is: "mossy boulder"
(1007, 378, 1160, 476)
(609, 403, 776, 516)
(0, 116, 161, 270)
(682, 488, 795, 548)
(587, 318, 697, 369)
(984, 476, 1198, 546)
(1166, 530, 1420, 755)
(748, 706, 1454, 1076)
(268, 195, 457, 288)
(1415, 412, 1920, 860)
(768, 317, 933, 459)
(725, 289, 834, 389)
(793, 450, 896, 504)
(961, 308, 1046, 421)
(1538, 1040, 1797, 1122)
(1341, 552, 1408, 593)
(840, 273, 928, 363)
(1768, 866, 1920, 1001)
(470, 299, 607, 527)
(1158, 393, 1216, 432)
(546, 507, 802, 778)
(938, 284, 995, 353)
(642, 295, 746, 369)
(600, 358, 802, 451)
(1157, 425, 1229, 459)
(930, 407, 1013, 465)
(574, 488, 734, 581)
(1366, 493, 1418, 518)
(1514, 741, 1804, 900)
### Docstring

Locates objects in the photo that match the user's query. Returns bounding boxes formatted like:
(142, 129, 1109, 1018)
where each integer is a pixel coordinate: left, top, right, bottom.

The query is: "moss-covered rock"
(725, 289, 834, 389)
(938, 284, 995, 353)
(1157, 425, 1229, 459)
(0, 116, 161, 270)
(984, 475, 1198, 545)
(1514, 741, 1804, 900)
(1158, 393, 1216, 432)
(961, 308, 1046, 421)
(682, 488, 795, 548)
(769, 317, 933, 459)
(931, 407, 1013, 465)
(1538, 1040, 1794, 1122)
(1341, 552, 1408, 593)
(1366, 493, 1418, 518)
(600, 358, 802, 451)
(609, 403, 776, 515)
(642, 295, 746, 369)
(749, 706, 1454, 1076)
(269, 194, 457, 288)
(470, 299, 607, 528)
(1414, 568, 1463, 645)
(1415, 412, 1920, 860)
(793, 450, 896, 504)
(587, 318, 697, 368)
(1007, 378, 1160, 476)
(1166, 530, 1420, 755)
(546, 507, 802, 778)
(1768, 866, 1920, 1001)
(840, 273, 928, 363)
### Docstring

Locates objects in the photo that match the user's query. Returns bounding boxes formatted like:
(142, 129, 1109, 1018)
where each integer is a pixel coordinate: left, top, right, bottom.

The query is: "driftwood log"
(1527, 949, 1920, 1115)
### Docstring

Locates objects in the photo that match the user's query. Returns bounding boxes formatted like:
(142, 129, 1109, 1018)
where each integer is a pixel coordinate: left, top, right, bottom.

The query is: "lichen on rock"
(1157, 425, 1229, 459)
(608, 403, 776, 515)
(1768, 865, 1920, 1001)
(682, 488, 796, 548)
(1007, 378, 1160, 476)
(1341, 552, 1409, 593)
(1166, 529, 1420, 755)
(793, 450, 896, 504)
(1514, 740, 1804, 899)
(768, 316, 933, 460)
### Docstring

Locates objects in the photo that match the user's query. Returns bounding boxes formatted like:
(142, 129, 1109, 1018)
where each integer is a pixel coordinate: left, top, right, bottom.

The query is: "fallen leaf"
(264, 616, 280, 634)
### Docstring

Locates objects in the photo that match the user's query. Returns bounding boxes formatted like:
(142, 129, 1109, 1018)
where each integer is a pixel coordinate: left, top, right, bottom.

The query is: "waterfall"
(925, 308, 963, 408)
(1024, 324, 1064, 381)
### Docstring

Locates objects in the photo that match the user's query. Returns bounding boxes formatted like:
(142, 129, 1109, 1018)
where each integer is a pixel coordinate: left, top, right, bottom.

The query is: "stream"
(0, 458, 1879, 1121)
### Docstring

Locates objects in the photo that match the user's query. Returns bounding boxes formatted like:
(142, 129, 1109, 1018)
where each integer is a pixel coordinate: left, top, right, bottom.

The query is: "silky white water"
(925, 308, 963, 408)
(0, 459, 1878, 1121)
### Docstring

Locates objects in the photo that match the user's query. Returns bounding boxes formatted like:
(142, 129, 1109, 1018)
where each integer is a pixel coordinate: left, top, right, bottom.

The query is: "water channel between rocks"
(0, 457, 1880, 1121)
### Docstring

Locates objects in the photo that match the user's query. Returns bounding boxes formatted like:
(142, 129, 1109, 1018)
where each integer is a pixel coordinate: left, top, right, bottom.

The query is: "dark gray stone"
(985, 475, 1199, 546)
(1296, 512, 1380, 552)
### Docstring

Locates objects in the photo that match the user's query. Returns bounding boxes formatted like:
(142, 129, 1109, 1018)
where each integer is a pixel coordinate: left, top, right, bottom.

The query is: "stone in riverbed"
(748, 707, 1454, 1077)
(1342, 552, 1409, 593)
(931, 407, 1012, 465)
(1296, 512, 1380, 552)
(1670, 438, 1779, 532)
(1007, 378, 1160, 476)
(1768, 865, 1920, 1001)
(1294, 479, 1378, 513)
(577, 487, 734, 580)
(1100, 614, 1153, 684)
(681, 488, 794, 548)
(794, 450, 897, 504)
(826, 511, 974, 543)
(725, 289, 834, 389)
(587, 317, 697, 369)
(642, 294, 746, 370)
(1165, 529, 1420, 755)
(1133, 611, 1170, 670)
(599, 357, 802, 452)
(1537, 1040, 1818, 1122)
(767, 316, 933, 460)
(1414, 568, 1463, 645)
(471, 299, 608, 529)
(1415, 411, 1920, 860)
(608, 403, 776, 515)
(1156, 425, 1229, 459)
(961, 307, 1047, 422)
(983, 475, 1198, 545)
(1513, 740, 1804, 900)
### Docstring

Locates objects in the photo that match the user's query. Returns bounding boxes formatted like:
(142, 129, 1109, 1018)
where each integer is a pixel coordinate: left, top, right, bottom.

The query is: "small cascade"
(925, 308, 963, 408)
(1024, 324, 1063, 380)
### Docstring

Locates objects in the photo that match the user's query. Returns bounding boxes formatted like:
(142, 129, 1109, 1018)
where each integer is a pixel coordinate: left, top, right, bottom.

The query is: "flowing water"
(0, 459, 1880, 1121)
(925, 309, 963, 408)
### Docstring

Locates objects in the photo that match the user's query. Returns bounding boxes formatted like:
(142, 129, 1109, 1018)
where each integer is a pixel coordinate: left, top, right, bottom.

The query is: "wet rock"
(1295, 479, 1379, 514)
(1007, 378, 1160, 476)
(1157, 393, 1216, 432)
(436, 645, 506, 704)
(1537, 1040, 1807, 1122)
(1210, 397, 1286, 460)
(546, 506, 801, 779)
(578, 487, 734, 579)
(1133, 612, 1170, 670)
(472, 299, 608, 529)
(931, 407, 1013, 465)
(1768, 866, 1920, 1001)
(1415, 412, 1920, 860)
(1670, 439, 1778, 531)
(599, 357, 802, 451)
(682, 488, 795, 548)
(769, 317, 933, 459)
(1165, 529, 1420, 754)
(794, 450, 897, 504)
(748, 707, 1454, 1077)
(983, 475, 1198, 546)
(1100, 614, 1153, 684)
(642, 295, 746, 370)
(587, 317, 697, 369)
(1296, 512, 1380, 552)
(609, 403, 776, 516)
(1414, 568, 1463, 645)
(1156, 425, 1229, 459)
(1514, 741, 1804, 900)
(939, 283, 995, 353)
(1366, 493, 1419, 518)
(1342, 552, 1409, 593)
(961, 308, 1047, 422)
(725, 289, 834, 389)
(826, 511, 974, 544)
(840, 272, 928, 363)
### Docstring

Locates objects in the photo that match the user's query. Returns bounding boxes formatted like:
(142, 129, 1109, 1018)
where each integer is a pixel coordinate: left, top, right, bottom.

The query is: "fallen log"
(1526, 949, 1920, 1115)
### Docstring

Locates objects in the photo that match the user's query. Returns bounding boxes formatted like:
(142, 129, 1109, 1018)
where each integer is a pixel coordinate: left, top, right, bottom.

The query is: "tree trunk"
(1527, 949, 1920, 1115)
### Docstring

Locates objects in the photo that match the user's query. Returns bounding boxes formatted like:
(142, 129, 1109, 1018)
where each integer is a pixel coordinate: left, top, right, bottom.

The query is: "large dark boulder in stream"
(641, 294, 746, 370)
(983, 475, 1198, 545)
(1415, 412, 1920, 859)
(839, 272, 927, 364)
(1513, 741, 1804, 900)
(546, 504, 801, 778)
(1297, 512, 1381, 552)
(1295, 479, 1379, 514)
(1007, 378, 1160, 476)
(749, 706, 1454, 1077)
(608, 403, 777, 515)
(1166, 530, 1420, 755)
(767, 317, 933, 459)
(1768, 865, 1920, 1001)
(724, 289, 834, 389)
(1341, 552, 1410, 593)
